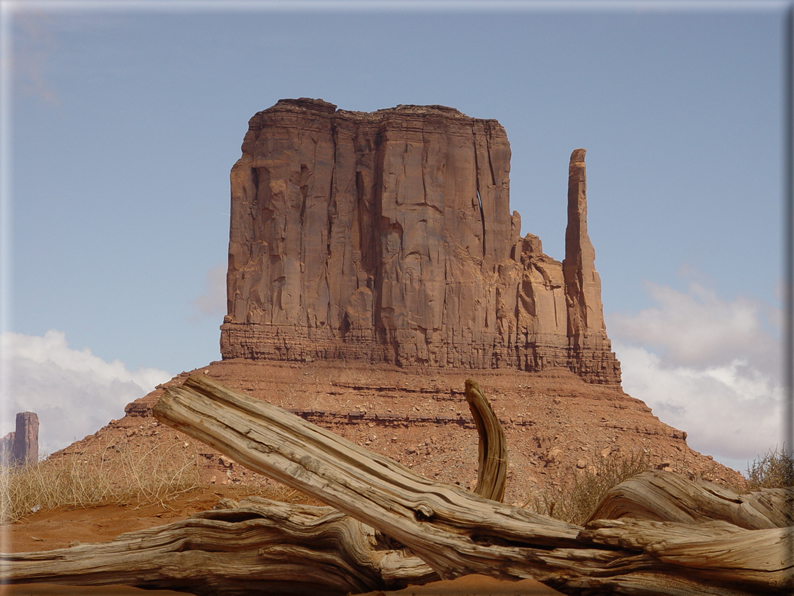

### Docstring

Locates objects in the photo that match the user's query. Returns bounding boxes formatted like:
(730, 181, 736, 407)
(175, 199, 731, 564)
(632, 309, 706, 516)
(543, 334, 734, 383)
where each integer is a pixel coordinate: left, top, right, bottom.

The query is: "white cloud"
(608, 280, 778, 374)
(607, 279, 785, 473)
(191, 263, 226, 320)
(612, 342, 782, 467)
(1, 330, 171, 456)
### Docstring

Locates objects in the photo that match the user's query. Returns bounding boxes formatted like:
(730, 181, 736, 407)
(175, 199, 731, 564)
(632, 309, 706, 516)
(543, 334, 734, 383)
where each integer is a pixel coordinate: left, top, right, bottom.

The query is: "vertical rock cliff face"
(220, 99, 621, 384)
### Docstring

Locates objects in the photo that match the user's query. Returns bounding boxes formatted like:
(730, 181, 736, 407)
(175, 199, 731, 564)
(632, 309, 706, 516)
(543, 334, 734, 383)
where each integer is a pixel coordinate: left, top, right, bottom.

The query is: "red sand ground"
(2, 576, 564, 596)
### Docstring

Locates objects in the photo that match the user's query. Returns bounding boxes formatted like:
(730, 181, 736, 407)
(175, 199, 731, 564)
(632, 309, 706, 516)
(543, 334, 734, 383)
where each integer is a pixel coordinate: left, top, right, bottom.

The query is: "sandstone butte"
(54, 99, 745, 506)
(221, 98, 619, 384)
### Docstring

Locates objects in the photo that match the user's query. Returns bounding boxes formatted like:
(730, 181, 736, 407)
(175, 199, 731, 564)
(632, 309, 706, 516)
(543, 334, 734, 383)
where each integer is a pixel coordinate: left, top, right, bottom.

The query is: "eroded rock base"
(57, 360, 743, 507)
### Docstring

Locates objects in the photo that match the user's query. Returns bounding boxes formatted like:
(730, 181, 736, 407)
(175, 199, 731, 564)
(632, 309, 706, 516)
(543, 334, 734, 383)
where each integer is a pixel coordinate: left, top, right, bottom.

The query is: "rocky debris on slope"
(56, 361, 744, 506)
(220, 99, 620, 384)
(0, 412, 39, 467)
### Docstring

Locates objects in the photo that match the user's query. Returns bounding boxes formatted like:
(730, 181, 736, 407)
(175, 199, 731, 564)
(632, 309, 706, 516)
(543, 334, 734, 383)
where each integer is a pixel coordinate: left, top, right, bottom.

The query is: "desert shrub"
(526, 450, 651, 525)
(746, 445, 794, 489)
(0, 438, 203, 524)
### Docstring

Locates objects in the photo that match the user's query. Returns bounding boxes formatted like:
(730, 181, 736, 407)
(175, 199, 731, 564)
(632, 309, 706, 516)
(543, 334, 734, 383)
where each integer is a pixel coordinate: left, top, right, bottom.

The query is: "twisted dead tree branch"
(3, 497, 435, 595)
(588, 469, 794, 529)
(3, 376, 793, 595)
(465, 378, 507, 502)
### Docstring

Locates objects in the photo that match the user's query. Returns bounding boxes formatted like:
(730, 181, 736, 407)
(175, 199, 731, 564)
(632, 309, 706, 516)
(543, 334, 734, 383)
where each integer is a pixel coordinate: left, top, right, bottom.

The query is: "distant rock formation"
(220, 99, 621, 384)
(0, 412, 39, 466)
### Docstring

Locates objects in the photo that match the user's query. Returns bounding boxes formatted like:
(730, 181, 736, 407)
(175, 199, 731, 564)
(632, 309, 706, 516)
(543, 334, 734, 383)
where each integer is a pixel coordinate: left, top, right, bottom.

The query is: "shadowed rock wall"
(220, 99, 620, 384)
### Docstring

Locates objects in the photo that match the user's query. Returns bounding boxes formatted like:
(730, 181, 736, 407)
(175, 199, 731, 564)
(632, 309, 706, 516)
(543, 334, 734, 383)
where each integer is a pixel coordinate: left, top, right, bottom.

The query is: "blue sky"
(1, 0, 790, 474)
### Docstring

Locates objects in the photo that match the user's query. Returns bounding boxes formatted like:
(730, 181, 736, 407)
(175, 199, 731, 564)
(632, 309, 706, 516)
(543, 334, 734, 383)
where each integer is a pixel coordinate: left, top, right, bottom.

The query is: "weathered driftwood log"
(0, 376, 504, 594)
(146, 376, 792, 594)
(3, 376, 793, 595)
(464, 378, 507, 502)
(588, 469, 794, 529)
(153, 377, 583, 576)
(3, 496, 436, 595)
(577, 519, 794, 593)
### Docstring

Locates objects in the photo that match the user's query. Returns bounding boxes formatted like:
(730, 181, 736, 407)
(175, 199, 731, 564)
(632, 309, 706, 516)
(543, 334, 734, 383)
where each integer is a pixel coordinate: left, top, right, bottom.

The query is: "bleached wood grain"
(465, 378, 507, 503)
(588, 469, 794, 529)
(4, 375, 793, 595)
(2, 496, 436, 595)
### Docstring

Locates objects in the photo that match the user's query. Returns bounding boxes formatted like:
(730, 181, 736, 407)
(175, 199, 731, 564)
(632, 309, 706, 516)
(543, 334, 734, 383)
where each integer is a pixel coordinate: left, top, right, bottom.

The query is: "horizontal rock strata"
(61, 359, 741, 506)
(220, 98, 620, 384)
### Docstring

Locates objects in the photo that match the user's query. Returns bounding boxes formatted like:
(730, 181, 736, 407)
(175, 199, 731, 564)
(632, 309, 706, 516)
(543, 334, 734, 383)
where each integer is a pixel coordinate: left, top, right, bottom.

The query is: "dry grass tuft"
(746, 445, 794, 489)
(1, 438, 203, 524)
(526, 450, 651, 525)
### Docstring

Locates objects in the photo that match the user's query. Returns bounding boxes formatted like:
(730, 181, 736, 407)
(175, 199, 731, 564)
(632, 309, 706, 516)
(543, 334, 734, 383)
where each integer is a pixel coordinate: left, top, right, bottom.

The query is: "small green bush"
(746, 446, 794, 489)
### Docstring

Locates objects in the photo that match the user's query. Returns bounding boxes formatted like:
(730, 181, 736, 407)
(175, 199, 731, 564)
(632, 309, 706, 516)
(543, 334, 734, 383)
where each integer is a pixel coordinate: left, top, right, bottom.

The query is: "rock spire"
(563, 148, 615, 379)
(220, 99, 621, 383)
(0, 412, 39, 466)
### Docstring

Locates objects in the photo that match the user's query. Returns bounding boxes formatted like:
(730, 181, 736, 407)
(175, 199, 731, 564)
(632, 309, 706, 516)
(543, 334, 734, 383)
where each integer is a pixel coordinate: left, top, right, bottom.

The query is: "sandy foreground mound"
(2, 577, 563, 596)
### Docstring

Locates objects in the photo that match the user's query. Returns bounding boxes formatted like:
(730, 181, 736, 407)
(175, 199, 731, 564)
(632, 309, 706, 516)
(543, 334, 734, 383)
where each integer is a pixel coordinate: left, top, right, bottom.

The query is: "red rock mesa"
(220, 99, 620, 384)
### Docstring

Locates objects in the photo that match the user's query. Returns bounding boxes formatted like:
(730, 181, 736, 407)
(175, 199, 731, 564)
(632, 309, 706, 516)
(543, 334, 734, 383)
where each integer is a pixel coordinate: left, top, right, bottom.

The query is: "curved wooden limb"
(464, 379, 507, 502)
(588, 470, 794, 529)
(152, 375, 582, 580)
(10, 376, 791, 595)
(146, 376, 793, 595)
(1, 496, 437, 595)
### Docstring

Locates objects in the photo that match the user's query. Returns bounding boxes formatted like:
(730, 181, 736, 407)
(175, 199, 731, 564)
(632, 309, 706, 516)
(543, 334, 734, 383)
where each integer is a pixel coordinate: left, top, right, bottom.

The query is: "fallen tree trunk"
(588, 469, 794, 529)
(3, 375, 793, 595)
(151, 376, 583, 578)
(149, 376, 794, 594)
(3, 496, 436, 595)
